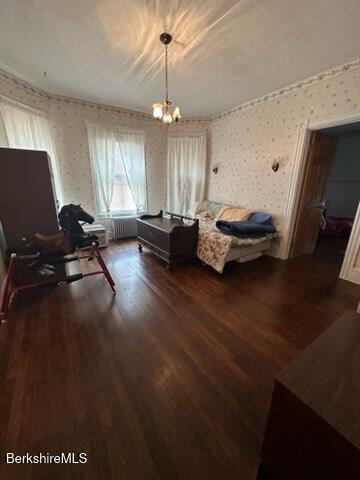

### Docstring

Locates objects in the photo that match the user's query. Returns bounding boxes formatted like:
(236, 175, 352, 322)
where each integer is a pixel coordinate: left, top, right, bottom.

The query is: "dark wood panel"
(278, 311, 360, 448)
(137, 212, 198, 268)
(0, 148, 59, 251)
(260, 311, 360, 479)
(137, 222, 170, 251)
(0, 238, 359, 479)
(139, 216, 184, 232)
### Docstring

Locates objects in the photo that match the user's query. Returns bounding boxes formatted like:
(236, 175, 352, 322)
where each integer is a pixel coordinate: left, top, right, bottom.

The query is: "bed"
(324, 215, 354, 237)
(196, 217, 276, 273)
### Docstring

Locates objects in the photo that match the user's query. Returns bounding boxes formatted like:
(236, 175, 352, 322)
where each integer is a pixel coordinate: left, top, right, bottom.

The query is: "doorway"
(289, 122, 360, 280)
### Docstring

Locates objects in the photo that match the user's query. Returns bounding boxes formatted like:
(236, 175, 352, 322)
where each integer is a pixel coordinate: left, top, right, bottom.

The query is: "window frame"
(87, 123, 147, 217)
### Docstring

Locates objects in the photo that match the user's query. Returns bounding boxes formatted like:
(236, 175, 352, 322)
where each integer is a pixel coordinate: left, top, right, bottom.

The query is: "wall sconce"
(212, 164, 219, 174)
(271, 160, 280, 172)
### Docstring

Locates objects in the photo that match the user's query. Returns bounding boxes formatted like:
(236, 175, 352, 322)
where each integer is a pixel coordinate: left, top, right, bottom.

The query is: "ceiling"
(1, 0, 360, 117)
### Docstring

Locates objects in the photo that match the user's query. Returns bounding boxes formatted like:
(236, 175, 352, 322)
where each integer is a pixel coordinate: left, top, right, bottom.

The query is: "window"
(111, 143, 136, 212)
(87, 123, 147, 215)
(0, 97, 63, 205)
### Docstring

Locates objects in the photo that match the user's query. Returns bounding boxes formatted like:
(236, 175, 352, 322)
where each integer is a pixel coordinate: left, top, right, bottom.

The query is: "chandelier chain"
(152, 32, 180, 123)
(165, 44, 169, 106)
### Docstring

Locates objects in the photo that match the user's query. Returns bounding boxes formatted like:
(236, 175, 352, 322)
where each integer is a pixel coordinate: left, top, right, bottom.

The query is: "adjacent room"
(0, 1, 360, 479)
(313, 127, 360, 271)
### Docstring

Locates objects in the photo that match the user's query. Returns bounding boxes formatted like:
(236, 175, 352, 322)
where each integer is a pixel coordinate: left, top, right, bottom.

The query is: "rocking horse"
(20, 204, 98, 256)
(1, 204, 115, 322)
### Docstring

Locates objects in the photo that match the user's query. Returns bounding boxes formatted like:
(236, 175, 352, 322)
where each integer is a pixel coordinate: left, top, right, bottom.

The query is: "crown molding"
(0, 67, 210, 124)
(0, 68, 52, 100)
(212, 56, 360, 121)
(0, 67, 152, 119)
(1, 56, 360, 125)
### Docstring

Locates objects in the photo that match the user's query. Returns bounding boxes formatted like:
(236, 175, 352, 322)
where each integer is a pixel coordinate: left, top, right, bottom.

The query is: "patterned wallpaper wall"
(49, 102, 168, 213)
(208, 62, 360, 255)
(0, 74, 168, 215)
(0, 72, 212, 216)
(1, 60, 360, 258)
(0, 75, 50, 112)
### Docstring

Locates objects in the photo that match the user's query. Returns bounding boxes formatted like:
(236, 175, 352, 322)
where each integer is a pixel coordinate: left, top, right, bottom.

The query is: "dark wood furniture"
(0, 148, 79, 321)
(258, 311, 360, 480)
(137, 210, 199, 269)
(0, 147, 59, 253)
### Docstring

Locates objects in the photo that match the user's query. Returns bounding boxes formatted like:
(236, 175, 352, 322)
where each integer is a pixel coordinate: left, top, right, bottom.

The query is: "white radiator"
(112, 216, 137, 240)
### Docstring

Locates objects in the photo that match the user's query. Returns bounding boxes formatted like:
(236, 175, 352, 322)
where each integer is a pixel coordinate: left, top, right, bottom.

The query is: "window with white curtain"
(111, 144, 136, 212)
(0, 97, 63, 205)
(167, 134, 207, 215)
(87, 123, 147, 215)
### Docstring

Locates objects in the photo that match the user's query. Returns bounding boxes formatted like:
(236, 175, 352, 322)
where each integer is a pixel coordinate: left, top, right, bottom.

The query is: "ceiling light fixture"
(152, 33, 181, 125)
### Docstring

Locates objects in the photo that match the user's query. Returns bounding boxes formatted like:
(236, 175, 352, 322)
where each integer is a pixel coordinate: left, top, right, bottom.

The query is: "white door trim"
(280, 111, 360, 260)
(340, 201, 360, 285)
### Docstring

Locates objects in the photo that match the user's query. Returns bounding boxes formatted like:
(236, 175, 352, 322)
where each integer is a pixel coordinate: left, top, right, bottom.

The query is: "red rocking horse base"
(0, 243, 115, 323)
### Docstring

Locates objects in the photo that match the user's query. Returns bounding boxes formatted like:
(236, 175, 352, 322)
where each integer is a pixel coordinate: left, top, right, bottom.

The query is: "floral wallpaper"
(1, 58, 360, 259)
(0, 74, 50, 112)
(49, 102, 168, 213)
(0, 72, 168, 215)
(207, 61, 360, 256)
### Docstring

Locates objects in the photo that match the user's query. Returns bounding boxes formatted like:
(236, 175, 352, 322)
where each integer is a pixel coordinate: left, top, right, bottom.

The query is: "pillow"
(215, 205, 252, 222)
(207, 201, 223, 216)
(190, 200, 216, 220)
(248, 211, 273, 225)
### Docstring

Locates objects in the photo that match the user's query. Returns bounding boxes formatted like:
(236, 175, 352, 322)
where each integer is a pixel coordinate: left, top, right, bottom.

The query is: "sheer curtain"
(87, 123, 147, 215)
(118, 131, 147, 213)
(87, 123, 117, 214)
(167, 135, 207, 214)
(0, 98, 63, 205)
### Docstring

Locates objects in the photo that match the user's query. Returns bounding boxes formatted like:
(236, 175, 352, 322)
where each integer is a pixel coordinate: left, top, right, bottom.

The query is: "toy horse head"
(58, 204, 94, 233)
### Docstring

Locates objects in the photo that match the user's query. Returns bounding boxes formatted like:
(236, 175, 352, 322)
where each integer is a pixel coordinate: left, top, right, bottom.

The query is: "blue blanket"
(248, 211, 273, 225)
(216, 220, 276, 238)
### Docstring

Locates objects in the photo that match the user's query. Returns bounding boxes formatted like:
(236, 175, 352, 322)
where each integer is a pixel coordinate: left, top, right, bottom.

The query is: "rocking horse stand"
(0, 204, 116, 322)
(0, 243, 115, 322)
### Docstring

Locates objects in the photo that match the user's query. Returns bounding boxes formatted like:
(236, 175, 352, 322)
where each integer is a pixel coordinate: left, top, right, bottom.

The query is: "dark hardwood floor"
(0, 239, 359, 480)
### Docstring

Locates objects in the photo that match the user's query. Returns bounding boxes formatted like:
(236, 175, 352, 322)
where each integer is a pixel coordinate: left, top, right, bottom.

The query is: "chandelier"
(152, 33, 181, 125)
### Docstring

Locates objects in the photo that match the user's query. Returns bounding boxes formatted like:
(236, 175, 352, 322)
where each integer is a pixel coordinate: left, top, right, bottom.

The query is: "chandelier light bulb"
(173, 106, 181, 121)
(163, 112, 173, 125)
(152, 103, 163, 120)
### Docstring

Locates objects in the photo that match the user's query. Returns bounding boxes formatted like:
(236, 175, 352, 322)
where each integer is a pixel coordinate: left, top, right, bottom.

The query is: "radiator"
(112, 216, 137, 240)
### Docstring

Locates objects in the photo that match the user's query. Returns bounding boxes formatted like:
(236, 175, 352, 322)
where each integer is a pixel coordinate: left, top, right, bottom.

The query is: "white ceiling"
(1, 0, 360, 117)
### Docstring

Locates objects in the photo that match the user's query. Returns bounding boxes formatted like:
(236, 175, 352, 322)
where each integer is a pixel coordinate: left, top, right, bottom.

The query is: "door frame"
(281, 111, 360, 260)
(340, 201, 360, 283)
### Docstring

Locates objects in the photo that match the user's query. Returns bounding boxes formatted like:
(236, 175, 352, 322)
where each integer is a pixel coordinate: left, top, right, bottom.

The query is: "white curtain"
(167, 135, 207, 214)
(87, 123, 117, 214)
(0, 111, 8, 146)
(118, 131, 147, 213)
(87, 124, 147, 215)
(0, 98, 63, 205)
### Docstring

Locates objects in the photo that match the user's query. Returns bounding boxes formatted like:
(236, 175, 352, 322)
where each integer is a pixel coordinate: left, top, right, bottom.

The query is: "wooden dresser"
(137, 211, 199, 269)
(258, 311, 360, 479)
